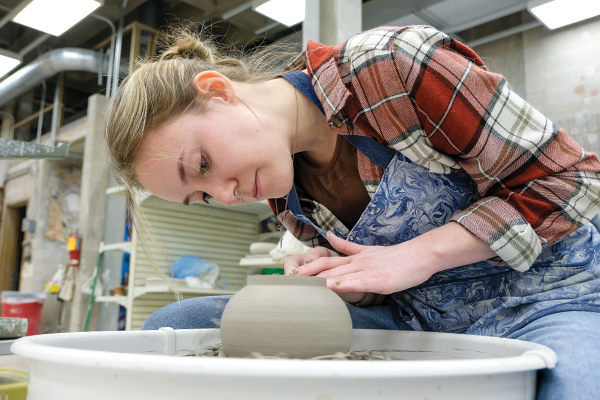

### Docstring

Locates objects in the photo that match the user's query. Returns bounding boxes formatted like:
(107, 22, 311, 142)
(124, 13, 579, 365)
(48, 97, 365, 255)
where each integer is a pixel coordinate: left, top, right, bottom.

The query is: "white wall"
(523, 21, 600, 152)
(473, 18, 600, 153)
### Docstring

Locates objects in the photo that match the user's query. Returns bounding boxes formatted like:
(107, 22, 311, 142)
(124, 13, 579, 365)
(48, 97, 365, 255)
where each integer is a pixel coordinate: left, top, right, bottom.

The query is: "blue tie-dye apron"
(283, 71, 600, 338)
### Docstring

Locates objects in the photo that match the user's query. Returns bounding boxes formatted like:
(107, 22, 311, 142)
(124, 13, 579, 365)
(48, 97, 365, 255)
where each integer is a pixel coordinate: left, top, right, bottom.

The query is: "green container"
(262, 268, 284, 275)
(0, 368, 28, 400)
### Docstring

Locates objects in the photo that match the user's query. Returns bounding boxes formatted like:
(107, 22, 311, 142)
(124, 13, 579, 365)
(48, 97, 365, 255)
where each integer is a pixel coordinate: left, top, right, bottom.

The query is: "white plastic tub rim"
(10, 328, 557, 400)
(11, 328, 556, 377)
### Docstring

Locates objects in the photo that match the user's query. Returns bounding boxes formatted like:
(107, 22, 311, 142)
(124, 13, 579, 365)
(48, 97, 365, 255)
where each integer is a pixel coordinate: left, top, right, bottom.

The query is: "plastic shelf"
(95, 295, 128, 308)
(133, 286, 237, 298)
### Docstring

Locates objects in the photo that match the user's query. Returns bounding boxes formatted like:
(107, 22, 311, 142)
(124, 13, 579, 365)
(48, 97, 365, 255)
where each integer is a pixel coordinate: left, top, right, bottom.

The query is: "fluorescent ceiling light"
(253, 0, 305, 27)
(13, 0, 102, 36)
(528, 0, 600, 30)
(0, 49, 22, 78)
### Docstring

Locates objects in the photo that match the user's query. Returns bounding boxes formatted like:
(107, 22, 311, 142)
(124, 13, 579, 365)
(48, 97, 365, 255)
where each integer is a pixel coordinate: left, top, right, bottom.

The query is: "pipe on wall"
(112, 0, 128, 98)
(0, 48, 104, 108)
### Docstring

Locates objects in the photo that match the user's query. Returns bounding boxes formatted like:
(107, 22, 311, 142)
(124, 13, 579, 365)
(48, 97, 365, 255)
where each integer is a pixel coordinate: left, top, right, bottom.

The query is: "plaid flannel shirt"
(269, 26, 600, 272)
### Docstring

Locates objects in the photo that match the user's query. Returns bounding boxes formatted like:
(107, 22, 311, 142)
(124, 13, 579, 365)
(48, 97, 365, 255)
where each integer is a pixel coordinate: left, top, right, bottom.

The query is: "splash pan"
(11, 328, 556, 400)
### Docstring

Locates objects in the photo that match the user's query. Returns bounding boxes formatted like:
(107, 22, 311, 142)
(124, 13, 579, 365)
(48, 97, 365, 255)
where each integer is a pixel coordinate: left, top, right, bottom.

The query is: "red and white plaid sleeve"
(343, 26, 600, 271)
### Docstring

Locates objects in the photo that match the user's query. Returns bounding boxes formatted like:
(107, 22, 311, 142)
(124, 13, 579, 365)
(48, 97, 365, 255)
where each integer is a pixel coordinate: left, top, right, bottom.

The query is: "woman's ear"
(193, 71, 237, 104)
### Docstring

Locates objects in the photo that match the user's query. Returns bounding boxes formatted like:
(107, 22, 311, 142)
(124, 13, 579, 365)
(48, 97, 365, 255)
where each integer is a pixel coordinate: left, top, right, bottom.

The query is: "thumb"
(327, 231, 363, 256)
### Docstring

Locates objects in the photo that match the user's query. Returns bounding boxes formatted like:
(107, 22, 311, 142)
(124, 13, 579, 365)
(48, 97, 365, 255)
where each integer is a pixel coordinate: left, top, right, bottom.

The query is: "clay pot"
(220, 275, 352, 358)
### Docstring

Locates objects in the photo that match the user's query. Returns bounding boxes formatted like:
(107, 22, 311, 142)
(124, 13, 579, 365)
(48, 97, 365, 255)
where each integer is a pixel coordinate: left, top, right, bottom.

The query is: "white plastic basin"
(11, 328, 557, 400)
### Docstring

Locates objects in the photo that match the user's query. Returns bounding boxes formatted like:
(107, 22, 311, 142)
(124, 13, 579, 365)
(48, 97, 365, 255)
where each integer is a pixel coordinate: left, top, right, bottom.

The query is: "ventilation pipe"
(0, 48, 104, 108)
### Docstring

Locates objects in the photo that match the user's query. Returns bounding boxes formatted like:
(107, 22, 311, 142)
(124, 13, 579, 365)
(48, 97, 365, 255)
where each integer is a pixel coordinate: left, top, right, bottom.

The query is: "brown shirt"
(294, 138, 386, 307)
(294, 135, 371, 231)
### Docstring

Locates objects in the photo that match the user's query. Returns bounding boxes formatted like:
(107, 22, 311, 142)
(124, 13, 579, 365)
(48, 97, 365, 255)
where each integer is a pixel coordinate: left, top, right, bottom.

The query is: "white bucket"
(11, 328, 556, 400)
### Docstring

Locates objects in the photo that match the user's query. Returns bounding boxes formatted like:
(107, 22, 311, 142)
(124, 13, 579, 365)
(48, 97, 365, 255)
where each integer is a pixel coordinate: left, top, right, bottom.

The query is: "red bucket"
(1, 291, 46, 336)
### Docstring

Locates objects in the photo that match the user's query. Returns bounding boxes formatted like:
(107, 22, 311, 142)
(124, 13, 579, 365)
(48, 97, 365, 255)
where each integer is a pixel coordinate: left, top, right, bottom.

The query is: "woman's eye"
(199, 157, 209, 174)
(203, 192, 212, 204)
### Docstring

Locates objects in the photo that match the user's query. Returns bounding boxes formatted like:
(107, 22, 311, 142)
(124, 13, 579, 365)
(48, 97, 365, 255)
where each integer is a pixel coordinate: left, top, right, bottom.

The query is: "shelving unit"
(102, 186, 275, 330)
(128, 203, 253, 328)
(92, 228, 133, 309)
(95, 295, 128, 308)
(101, 242, 133, 253)
(133, 286, 238, 297)
(104, 185, 126, 195)
(258, 231, 281, 242)
(239, 256, 283, 267)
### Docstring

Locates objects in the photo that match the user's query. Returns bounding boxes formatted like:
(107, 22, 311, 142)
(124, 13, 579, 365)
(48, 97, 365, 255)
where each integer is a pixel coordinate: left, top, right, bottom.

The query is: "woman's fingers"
(282, 254, 304, 274)
(313, 260, 362, 279)
(327, 276, 370, 293)
(283, 246, 340, 275)
(295, 255, 352, 276)
(327, 231, 364, 256)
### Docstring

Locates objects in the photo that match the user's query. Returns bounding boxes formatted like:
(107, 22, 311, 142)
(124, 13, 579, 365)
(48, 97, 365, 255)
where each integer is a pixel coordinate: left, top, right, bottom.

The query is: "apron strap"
(280, 71, 326, 115)
(343, 135, 396, 170)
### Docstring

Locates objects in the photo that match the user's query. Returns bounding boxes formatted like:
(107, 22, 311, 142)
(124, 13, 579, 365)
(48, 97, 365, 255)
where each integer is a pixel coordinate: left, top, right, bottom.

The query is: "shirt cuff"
(451, 197, 542, 272)
(351, 292, 386, 308)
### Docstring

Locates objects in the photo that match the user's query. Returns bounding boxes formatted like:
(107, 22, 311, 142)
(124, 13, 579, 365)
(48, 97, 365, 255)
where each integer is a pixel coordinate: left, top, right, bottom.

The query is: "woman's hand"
(282, 246, 341, 275)
(289, 223, 498, 295)
(294, 232, 437, 294)
(283, 246, 368, 303)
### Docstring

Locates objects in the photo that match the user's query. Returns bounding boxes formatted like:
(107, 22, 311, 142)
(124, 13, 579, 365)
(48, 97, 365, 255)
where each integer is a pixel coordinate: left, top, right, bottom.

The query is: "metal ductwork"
(0, 48, 103, 108)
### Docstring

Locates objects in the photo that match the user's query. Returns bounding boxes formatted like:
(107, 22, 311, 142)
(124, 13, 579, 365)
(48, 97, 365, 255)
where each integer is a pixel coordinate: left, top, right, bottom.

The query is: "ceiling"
(365, 0, 531, 32)
(0, 0, 546, 139)
(0, 0, 539, 61)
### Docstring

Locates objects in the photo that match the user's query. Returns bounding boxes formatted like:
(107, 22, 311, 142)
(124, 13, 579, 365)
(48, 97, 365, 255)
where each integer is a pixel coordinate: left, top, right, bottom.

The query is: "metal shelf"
(202, 198, 274, 219)
(109, 191, 275, 218)
(258, 231, 281, 242)
(101, 242, 132, 253)
(95, 295, 128, 308)
(239, 256, 283, 266)
(0, 139, 70, 159)
(133, 286, 237, 298)
(105, 185, 126, 195)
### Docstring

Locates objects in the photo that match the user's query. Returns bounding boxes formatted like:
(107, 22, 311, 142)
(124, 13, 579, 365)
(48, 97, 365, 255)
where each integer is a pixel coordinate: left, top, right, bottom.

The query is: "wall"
(523, 21, 600, 153)
(472, 32, 526, 98)
(0, 113, 87, 331)
(473, 17, 600, 153)
(22, 162, 82, 332)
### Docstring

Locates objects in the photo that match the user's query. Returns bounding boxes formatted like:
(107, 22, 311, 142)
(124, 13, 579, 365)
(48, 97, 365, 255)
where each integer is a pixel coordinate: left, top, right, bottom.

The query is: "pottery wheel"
(0, 317, 28, 339)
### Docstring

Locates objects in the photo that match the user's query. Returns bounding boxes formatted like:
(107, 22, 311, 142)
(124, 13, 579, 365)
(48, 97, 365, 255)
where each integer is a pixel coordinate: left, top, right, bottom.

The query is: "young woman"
(105, 26, 600, 399)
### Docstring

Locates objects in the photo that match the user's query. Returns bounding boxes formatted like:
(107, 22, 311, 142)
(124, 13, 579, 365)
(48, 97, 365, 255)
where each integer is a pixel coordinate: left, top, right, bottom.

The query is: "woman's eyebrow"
(178, 151, 191, 205)
(178, 151, 187, 184)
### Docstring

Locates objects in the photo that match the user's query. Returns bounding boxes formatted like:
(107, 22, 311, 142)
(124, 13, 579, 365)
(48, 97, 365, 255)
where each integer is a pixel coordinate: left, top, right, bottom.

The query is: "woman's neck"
(236, 75, 338, 168)
(294, 82, 338, 168)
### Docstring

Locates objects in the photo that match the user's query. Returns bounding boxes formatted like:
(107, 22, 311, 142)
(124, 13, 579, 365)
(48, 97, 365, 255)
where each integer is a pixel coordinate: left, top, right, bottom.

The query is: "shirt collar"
(304, 40, 353, 122)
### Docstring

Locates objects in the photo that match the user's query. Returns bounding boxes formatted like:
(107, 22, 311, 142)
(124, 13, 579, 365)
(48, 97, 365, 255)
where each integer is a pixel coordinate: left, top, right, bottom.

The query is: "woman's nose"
(211, 181, 237, 206)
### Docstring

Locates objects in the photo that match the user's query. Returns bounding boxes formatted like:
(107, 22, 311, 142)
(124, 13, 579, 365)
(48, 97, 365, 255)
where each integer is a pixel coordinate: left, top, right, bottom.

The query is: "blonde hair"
(105, 27, 298, 289)
(106, 28, 294, 195)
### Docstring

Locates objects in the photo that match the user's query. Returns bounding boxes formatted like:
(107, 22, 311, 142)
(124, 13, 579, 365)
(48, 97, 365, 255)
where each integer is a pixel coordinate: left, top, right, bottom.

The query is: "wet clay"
(220, 275, 352, 359)
(0, 317, 28, 339)
(187, 344, 391, 361)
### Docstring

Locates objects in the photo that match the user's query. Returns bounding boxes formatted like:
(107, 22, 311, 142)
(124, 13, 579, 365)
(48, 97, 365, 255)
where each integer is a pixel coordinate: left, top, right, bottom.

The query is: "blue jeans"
(506, 310, 600, 400)
(141, 295, 401, 331)
(142, 297, 600, 400)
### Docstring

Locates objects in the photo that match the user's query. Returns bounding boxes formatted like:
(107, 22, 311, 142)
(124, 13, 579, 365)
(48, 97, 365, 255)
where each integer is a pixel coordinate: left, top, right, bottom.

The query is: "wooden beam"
(93, 22, 156, 51)
(14, 104, 54, 129)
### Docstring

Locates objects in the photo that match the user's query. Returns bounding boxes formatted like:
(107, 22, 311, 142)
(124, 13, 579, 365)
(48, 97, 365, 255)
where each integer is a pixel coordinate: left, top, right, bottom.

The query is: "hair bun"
(160, 34, 214, 63)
